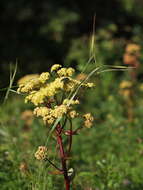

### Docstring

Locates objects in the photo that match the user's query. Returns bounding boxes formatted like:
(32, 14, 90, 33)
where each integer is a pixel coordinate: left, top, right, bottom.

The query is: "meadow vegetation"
(1, 1, 143, 189)
(1, 54, 143, 189)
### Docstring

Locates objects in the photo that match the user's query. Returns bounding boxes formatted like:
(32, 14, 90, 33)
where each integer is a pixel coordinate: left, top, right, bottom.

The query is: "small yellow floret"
(52, 105, 68, 118)
(24, 77, 65, 105)
(39, 72, 50, 83)
(86, 82, 95, 88)
(57, 68, 67, 77)
(35, 146, 48, 160)
(83, 113, 94, 121)
(43, 116, 55, 125)
(66, 68, 75, 76)
(17, 78, 41, 93)
(17, 72, 50, 94)
(51, 64, 62, 72)
(83, 113, 94, 128)
(57, 67, 75, 77)
(84, 120, 93, 128)
(25, 90, 45, 105)
(69, 110, 79, 118)
(34, 107, 51, 117)
(63, 99, 79, 106)
(34, 104, 69, 125)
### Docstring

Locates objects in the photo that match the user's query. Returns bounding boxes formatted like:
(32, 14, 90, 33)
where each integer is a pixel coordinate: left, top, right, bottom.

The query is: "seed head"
(35, 146, 48, 160)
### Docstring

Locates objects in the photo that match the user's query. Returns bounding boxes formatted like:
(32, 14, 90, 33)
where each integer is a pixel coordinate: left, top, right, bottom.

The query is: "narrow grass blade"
(4, 62, 18, 103)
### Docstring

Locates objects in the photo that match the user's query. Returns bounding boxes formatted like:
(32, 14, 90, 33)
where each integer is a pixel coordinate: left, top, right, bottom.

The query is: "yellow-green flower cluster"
(34, 97, 78, 122)
(51, 64, 62, 72)
(34, 104, 69, 125)
(24, 77, 64, 105)
(57, 67, 75, 77)
(63, 99, 79, 106)
(62, 77, 94, 91)
(18, 65, 95, 127)
(17, 65, 94, 106)
(69, 110, 79, 118)
(33, 97, 81, 124)
(33, 107, 50, 117)
(35, 146, 48, 160)
(39, 72, 50, 83)
(17, 74, 39, 85)
(83, 113, 94, 128)
(17, 72, 50, 93)
(52, 105, 68, 118)
(51, 64, 75, 77)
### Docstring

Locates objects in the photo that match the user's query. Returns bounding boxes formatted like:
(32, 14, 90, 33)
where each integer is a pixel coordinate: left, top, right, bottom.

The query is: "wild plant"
(17, 64, 95, 190)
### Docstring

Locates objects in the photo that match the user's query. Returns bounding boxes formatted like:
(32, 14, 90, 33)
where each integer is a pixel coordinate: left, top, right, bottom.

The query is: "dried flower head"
(19, 162, 28, 173)
(35, 146, 48, 160)
(17, 74, 39, 85)
(83, 113, 94, 128)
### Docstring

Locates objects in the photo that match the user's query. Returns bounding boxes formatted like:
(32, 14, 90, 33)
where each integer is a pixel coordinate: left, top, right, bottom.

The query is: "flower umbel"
(17, 74, 39, 85)
(83, 113, 94, 128)
(51, 64, 62, 72)
(17, 65, 94, 107)
(35, 146, 48, 160)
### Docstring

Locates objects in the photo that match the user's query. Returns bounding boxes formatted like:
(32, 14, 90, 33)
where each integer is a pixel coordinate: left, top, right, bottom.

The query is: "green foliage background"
(1, 0, 143, 189)
(1, 0, 143, 87)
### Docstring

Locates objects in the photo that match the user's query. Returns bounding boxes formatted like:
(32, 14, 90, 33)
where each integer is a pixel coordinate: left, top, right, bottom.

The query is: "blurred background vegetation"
(1, 0, 143, 88)
(1, 0, 143, 190)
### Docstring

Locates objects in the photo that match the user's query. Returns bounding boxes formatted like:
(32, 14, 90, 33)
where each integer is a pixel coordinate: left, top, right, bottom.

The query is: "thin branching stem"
(68, 118, 73, 155)
(56, 123, 70, 190)
(45, 158, 62, 171)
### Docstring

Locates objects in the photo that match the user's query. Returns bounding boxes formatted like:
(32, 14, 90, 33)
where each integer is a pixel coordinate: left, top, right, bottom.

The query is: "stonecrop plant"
(17, 64, 95, 190)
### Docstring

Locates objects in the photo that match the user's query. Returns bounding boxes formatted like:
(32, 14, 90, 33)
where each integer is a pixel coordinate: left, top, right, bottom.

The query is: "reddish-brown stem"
(56, 124, 70, 190)
(68, 119, 73, 155)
